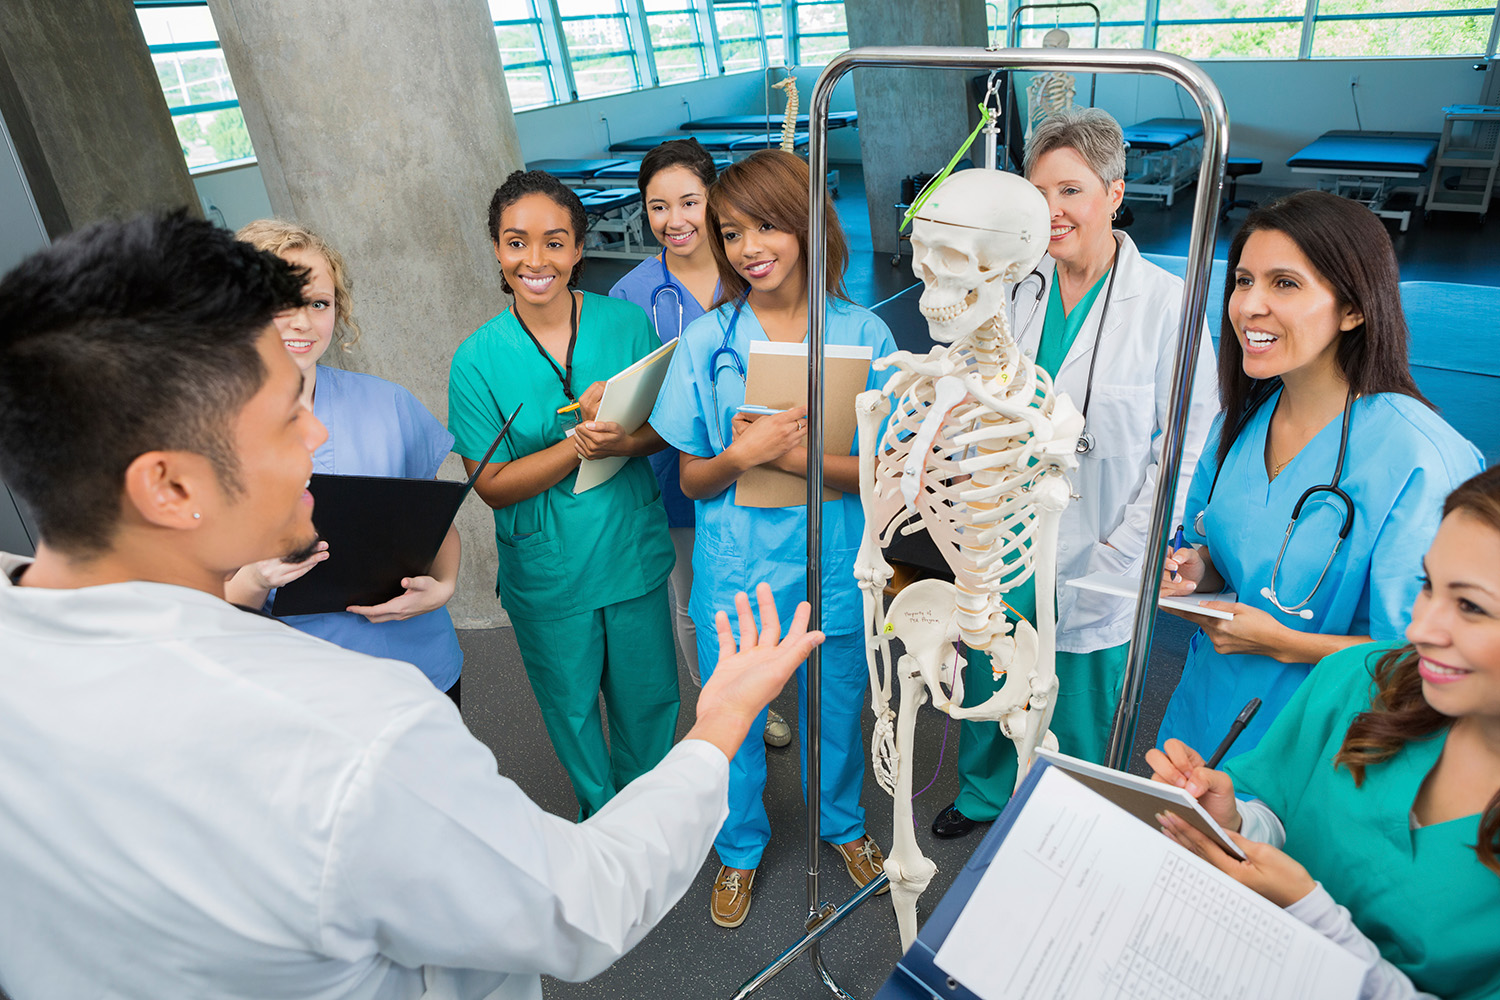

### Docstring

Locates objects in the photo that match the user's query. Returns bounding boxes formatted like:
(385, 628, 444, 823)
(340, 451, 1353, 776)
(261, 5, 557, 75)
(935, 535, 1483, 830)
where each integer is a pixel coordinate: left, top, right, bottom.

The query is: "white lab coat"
(1007, 231, 1219, 653)
(0, 553, 728, 1000)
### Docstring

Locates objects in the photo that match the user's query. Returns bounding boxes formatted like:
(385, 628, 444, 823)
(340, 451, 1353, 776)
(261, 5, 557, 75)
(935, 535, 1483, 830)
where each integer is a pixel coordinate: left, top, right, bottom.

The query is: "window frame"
(492, 0, 565, 110)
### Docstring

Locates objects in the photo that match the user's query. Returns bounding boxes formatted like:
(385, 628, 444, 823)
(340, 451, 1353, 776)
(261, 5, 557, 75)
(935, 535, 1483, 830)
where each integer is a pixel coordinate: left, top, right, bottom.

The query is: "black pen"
(1206, 697, 1262, 769)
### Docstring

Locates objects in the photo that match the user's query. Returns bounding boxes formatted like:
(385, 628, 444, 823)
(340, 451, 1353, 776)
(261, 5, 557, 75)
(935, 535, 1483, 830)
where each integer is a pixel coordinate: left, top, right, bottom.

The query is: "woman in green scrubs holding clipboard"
(1149, 464, 1500, 1000)
(448, 170, 679, 820)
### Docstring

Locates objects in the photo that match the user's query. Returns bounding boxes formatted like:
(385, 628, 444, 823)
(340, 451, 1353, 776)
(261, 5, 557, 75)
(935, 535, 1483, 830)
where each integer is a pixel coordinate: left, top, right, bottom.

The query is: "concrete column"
(208, 0, 525, 627)
(0, 1, 200, 237)
(844, 0, 988, 256)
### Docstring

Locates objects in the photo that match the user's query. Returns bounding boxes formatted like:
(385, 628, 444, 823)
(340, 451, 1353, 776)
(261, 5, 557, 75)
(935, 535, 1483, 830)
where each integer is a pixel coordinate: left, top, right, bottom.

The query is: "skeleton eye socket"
(935, 246, 972, 272)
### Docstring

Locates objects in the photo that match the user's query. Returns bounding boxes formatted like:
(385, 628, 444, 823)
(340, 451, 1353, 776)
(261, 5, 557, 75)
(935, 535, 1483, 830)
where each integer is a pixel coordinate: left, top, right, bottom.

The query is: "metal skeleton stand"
(732, 45, 1228, 1000)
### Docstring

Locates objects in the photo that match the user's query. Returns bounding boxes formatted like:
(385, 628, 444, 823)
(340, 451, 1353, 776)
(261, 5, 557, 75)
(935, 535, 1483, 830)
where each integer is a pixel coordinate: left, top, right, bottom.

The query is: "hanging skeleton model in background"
(1026, 26, 1077, 138)
(853, 169, 1084, 951)
(772, 72, 798, 152)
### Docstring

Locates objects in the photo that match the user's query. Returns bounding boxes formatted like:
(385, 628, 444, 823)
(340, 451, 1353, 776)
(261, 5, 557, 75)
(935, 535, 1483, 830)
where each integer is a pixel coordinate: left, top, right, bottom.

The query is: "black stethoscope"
(1196, 387, 1356, 620)
(1010, 236, 1121, 455)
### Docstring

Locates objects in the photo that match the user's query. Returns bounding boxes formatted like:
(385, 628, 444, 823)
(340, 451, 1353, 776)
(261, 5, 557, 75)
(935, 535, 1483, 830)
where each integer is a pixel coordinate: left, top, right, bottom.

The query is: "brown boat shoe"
(834, 835, 890, 895)
(711, 865, 756, 928)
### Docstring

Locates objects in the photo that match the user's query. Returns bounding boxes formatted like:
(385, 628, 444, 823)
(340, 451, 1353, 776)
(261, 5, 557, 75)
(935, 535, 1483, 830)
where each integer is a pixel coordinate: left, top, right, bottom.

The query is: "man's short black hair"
(0, 210, 306, 554)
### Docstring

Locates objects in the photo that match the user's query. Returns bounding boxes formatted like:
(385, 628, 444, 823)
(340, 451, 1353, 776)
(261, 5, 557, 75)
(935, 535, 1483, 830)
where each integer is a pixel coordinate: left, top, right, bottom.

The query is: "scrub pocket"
(495, 530, 568, 619)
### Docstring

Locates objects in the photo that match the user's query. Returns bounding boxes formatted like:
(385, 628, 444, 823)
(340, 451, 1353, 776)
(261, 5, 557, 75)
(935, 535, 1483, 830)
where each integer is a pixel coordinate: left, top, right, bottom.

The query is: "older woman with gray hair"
(932, 107, 1221, 838)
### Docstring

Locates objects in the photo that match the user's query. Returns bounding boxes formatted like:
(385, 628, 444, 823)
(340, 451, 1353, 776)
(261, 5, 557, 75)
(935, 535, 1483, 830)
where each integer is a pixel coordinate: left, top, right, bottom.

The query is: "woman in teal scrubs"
(448, 170, 678, 819)
(1160, 191, 1481, 760)
(1148, 464, 1500, 1000)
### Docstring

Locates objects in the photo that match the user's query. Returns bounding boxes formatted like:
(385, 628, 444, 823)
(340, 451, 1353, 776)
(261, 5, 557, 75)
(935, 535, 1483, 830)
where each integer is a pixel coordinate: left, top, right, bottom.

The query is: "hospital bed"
(578, 188, 648, 260)
(607, 132, 809, 156)
(586, 157, 732, 186)
(524, 158, 630, 184)
(1286, 130, 1440, 232)
(679, 111, 858, 131)
(1122, 117, 1203, 207)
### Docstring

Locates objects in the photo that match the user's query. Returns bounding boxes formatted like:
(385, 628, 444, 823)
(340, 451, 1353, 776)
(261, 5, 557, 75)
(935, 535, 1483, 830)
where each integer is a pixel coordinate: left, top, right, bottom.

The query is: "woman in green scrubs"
(448, 170, 679, 819)
(1148, 465, 1500, 999)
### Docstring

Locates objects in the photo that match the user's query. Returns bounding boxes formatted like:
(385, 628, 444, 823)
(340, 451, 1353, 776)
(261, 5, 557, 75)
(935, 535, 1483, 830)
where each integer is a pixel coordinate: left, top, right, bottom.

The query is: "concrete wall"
(208, 0, 525, 628)
(0, 0, 200, 237)
(846, 0, 990, 255)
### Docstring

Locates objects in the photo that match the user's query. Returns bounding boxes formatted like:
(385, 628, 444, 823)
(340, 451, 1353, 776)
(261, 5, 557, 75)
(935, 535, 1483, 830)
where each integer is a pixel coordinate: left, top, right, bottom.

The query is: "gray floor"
(456, 612, 1192, 1000)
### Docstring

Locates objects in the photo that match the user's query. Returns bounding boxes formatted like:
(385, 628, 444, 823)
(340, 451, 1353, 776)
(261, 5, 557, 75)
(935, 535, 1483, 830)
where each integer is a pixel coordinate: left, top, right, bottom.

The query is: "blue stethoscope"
(708, 294, 752, 451)
(1195, 387, 1356, 620)
(648, 252, 686, 344)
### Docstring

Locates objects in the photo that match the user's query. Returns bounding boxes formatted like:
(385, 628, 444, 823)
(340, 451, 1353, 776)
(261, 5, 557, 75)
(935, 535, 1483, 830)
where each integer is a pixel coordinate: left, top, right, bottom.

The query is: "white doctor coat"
(0, 553, 728, 1000)
(1008, 231, 1219, 652)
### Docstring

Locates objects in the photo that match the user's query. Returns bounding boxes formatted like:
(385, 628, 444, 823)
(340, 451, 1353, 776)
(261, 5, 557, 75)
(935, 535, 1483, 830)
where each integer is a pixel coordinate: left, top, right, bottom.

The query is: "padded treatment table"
(578, 188, 648, 259)
(1122, 117, 1204, 207)
(608, 132, 807, 155)
(589, 157, 731, 184)
(1286, 130, 1440, 231)
(524, 158, 629, 181)
(1121, 117, 1203, 151)
(679, 111, 858, 131)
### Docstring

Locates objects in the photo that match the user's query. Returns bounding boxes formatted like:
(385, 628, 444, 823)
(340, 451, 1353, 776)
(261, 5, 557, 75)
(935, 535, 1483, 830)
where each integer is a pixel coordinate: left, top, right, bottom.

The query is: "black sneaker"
(931, 802, 979, 839)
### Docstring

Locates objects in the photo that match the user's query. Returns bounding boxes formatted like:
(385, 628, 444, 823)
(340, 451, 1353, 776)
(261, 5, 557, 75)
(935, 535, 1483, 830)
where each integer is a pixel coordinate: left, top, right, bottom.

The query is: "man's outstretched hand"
(685, 583, 824, 760)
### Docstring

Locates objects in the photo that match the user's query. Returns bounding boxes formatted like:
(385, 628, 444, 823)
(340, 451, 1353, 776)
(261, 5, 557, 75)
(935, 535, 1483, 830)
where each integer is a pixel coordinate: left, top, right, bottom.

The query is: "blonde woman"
(226, 221, 464, 704)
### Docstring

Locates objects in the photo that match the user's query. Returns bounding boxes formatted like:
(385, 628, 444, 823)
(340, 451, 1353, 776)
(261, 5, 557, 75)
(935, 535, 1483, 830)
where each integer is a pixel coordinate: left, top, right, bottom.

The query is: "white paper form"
(933, 768, 1367, 1000)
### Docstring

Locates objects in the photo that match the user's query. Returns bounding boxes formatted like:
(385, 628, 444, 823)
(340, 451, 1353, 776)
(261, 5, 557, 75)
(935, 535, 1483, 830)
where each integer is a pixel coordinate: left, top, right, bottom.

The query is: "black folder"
(271, 409, 518, 617)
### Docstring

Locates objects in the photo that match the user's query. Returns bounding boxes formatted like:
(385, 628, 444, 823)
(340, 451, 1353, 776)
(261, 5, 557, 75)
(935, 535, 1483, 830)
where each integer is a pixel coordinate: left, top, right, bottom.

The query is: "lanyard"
(513, 291, 580, 405)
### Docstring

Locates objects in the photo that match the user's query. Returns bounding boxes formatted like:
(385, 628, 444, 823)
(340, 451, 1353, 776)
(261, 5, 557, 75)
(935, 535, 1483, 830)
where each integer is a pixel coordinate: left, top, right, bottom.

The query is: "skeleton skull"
(910, 169, 1051, 344)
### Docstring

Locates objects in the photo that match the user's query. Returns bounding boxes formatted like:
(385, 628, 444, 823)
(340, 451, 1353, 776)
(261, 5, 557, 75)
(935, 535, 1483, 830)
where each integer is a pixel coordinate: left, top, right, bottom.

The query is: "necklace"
(513, 291, 580, 405)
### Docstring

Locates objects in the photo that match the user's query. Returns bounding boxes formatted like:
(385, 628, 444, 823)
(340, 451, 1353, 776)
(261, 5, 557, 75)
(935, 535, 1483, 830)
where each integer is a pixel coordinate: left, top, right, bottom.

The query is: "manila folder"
(574, 338, 678, 494)
(735, 340, 871, 508)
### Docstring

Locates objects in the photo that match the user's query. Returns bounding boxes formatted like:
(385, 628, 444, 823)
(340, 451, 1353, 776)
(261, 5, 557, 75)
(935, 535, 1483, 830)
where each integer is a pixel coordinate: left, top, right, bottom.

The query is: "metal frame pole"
(737, 45, 1226, 999)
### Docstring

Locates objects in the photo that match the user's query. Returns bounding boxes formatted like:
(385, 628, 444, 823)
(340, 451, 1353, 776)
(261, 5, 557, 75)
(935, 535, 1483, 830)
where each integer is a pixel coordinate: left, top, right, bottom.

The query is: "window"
(556, 0, 642, 98)
(492, 0, 559, 108)
(642, 0, 710, 84)
(1311, 0, 1496, 58)
(134, 1, 254, 170)
(709, 0, 783, 72)
(1011, 0, 1148, 49)
(792, 0, 848, 64)
(1154, 0, 1306, 60)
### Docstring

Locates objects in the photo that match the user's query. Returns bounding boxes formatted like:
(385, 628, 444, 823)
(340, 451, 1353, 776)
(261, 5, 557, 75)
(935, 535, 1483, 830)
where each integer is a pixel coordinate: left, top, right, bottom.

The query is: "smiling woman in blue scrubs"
(1159, 191, 1482, 760)
(225, 221, 465, 703)
(651, 149, 896, 929)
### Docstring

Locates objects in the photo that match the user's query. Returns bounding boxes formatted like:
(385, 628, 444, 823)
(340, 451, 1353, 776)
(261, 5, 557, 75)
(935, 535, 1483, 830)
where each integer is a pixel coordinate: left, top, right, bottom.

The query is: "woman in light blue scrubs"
(1159, 191, 1482, 759)
(226, 221, 464, 703)
(651, 150, 896, 929)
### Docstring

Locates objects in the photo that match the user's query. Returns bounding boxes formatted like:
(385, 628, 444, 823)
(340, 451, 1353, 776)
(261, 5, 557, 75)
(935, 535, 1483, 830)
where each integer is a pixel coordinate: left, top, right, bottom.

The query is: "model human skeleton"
(772, 73, 799, 153)
(853, 169, 1084, 950)
(1026, 26, 1076, 137)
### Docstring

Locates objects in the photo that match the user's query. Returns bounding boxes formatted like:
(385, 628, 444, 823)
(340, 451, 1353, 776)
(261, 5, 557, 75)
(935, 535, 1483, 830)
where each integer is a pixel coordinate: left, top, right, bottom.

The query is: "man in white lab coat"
(0, 212, 821, 1000)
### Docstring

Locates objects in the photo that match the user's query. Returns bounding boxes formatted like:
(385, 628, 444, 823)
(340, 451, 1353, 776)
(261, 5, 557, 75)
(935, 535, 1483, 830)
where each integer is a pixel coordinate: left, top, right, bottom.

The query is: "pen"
(736, 404, 784, 416)
(1206, 697, 1262, 769)
(1170, 524, 1187, 582)
(556, 401, 581, 415)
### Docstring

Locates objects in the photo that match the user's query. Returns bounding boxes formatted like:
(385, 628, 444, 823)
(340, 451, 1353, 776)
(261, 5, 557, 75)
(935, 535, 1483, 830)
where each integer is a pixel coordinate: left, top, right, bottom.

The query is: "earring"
(192, 512, 201, 520)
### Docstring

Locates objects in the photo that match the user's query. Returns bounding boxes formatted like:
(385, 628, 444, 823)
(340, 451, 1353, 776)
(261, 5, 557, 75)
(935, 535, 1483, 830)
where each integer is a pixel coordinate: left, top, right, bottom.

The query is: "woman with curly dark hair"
(1149, 464, 1500, 1000)
(448, 170, 679, 819)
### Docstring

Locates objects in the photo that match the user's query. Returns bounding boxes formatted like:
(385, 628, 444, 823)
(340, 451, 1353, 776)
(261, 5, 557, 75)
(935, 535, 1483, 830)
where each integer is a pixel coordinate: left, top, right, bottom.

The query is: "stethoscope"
(648, 253, 686, 344)
(708, 294, 751, 452)
(1011, 237, 1121, 455)
(1195, 388, 1356, 620)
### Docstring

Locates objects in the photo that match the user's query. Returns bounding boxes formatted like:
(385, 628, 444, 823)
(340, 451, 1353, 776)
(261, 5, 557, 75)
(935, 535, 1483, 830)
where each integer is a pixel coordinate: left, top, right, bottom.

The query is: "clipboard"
(877, 761, 1364, 1000)
(271, 408, 518, 616)
(734, 340, 871, 508)
(574, 339, 677, 493)
(1066, 570, 1237, 620)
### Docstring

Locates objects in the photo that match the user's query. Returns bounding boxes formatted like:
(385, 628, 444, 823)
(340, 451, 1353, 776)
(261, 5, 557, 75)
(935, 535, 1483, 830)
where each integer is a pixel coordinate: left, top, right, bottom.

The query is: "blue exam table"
(679, 111, 858, 131)
(1286, 130, 1440, 231)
